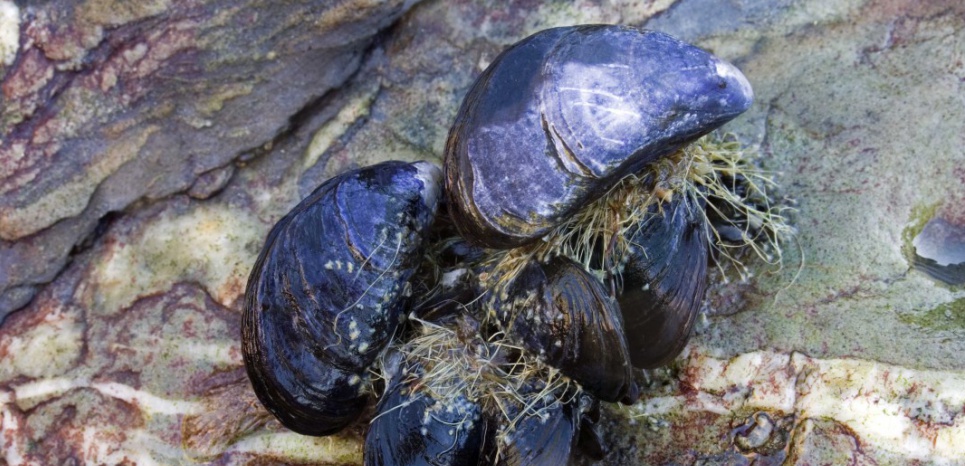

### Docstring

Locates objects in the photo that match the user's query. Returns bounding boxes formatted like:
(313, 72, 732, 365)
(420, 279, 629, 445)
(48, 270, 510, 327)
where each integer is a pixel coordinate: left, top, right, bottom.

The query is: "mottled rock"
(188, 164, 235, 200)
(2, 0, 965, 463)
(786, 419, 876, 466)
(0, 0, 420, 320)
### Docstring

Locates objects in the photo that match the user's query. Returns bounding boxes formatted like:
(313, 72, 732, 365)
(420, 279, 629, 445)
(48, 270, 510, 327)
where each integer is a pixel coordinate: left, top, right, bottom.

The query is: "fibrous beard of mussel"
(683, 134, 794, 272)
(376, 316, 582, 464)
(475, 133, 791, 291)
(455, 134, 793, 376)
(474, 170, 663, 291)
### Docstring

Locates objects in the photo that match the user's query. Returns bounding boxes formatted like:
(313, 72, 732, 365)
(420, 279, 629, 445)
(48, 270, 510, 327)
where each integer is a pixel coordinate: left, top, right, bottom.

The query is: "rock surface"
(0, 0, 418, 320)
(1, 0, 964, 464)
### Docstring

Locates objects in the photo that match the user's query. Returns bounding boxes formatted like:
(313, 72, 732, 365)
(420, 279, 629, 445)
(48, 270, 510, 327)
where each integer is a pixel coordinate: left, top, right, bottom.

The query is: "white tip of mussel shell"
(413, 161, 442, 210)
(715, 59, 754, 104)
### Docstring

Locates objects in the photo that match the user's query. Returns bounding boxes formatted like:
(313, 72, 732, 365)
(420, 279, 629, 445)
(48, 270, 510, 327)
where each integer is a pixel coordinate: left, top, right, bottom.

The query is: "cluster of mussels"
(242, 25, 791, 465)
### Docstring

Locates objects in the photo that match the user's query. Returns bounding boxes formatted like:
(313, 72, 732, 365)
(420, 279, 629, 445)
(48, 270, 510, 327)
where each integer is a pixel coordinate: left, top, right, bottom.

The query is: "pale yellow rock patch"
(303, 83, 378, 171)
(633, 347, 965, 463)
(0, 125, 157, 240)
(0, 1, 18, 66)
(76, 0, 171, 27)
(227, 431, 362, 464)
(91, 202, 262, 314)
(0, 306, 84, 380)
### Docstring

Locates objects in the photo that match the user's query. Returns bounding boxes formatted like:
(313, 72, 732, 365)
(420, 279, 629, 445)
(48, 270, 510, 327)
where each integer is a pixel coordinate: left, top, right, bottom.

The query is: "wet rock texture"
(1, 0, 963, 464)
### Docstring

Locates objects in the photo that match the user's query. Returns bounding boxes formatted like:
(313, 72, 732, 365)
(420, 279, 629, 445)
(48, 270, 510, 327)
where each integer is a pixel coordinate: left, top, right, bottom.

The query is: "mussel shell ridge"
(620, 193, 709, 369)
(242, 161, 441, 436)
(495, 256, 636, 403)
(483, 381, 581, 466)
(365, 362, 483, 466)
(445, 25, 753, 248)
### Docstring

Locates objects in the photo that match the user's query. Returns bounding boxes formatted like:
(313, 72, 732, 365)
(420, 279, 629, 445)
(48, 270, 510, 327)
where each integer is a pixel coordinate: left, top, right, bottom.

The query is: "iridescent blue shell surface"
(242, 161, 440, 436)
(445, 25, 753, 248)
(365, 358, 483, 466)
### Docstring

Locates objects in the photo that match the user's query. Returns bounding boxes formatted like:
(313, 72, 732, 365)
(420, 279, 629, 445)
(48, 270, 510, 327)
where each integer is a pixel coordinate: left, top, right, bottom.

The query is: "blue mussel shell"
(445, 25, 753, 248)
(242, 161, 441, 436)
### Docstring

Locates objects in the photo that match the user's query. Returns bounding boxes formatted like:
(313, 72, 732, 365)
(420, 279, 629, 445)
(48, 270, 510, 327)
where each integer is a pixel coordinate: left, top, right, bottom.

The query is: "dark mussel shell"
(493, 256, 636, 403)
(365, 357, 484, 466)
(242, 161, 441, 436)
(620, 193, 709, 369)
(483, 380, 581, 466)
(576, 395, 608, 461)
(445, 25, 754, 248)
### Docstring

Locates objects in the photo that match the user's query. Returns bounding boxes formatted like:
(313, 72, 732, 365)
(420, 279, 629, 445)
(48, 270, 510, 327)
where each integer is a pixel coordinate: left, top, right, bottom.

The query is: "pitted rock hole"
(912, 216, 965, 285)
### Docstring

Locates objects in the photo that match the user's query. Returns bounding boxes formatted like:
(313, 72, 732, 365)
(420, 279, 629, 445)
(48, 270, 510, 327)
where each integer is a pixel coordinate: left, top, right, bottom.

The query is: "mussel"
(365, 309, 588, 466)
(619, 193, 709, 369)
(242, 161, 440, 435)
(483, 379, 582, 466)
(445, 25, 754, 248)
(365, 355, 484, 466)
(238, 22, 764, 465)
(492, 256, 637, 403)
